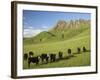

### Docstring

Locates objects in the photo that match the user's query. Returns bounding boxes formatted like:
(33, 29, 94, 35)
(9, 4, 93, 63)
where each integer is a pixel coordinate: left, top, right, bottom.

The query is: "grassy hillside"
(24, 31, 90, 55)
(24, 21, 90, 45)
(23, 20, 91, 69)
(23, 30, 90, 69)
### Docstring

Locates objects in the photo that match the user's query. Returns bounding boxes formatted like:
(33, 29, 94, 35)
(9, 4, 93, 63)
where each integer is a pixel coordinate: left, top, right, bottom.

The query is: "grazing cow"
(83, 46, 87, 52)
(50, 53, 56, 62)
(29, 51, 34, 57)
(28, 56, 40, 68)
(68, 49, 72, 57)
(58, 51, 63, 59)
(77, 47, 81, 54)
(24, 53, 28, 60)
(40, 54, 49, 63)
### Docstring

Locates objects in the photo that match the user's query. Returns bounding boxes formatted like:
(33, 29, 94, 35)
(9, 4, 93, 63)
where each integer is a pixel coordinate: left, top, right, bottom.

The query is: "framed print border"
(11, 1, 98, 79)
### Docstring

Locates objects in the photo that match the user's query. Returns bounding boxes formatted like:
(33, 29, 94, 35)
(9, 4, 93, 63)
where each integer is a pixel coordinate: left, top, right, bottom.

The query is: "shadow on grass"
(39, 55, 77, 65)
(73, 50, 91, 55)
(25, 50, 91, 68)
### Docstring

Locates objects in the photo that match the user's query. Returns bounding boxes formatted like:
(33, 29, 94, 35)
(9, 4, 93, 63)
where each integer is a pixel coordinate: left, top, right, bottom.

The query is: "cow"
(58, 51, 63, 59)
(83, 46, 87, 52)
(49, 53, 56, 62)
(29, 51, 34, 57)
(68, 49, 72, 57)
(77, 47, 81, 54)
(28, 56, 40, 68)
(23, 53, 28, 60)
(40, 53, 49, 63)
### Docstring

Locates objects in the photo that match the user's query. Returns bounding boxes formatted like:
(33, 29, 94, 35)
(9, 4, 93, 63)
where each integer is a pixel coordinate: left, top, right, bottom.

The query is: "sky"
(23, 10, 91, 38)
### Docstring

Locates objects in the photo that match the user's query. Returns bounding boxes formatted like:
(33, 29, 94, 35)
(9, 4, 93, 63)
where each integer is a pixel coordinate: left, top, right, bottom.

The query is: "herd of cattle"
(24, 46, 88, 68)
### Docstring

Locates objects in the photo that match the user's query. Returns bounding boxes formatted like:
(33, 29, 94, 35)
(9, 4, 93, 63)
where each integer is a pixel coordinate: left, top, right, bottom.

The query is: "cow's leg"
(42, 58, 43, 62)
(42, 58, 45, 63)
(28, 61, 31, 68)
(51, 57, 52, 62)
(53, 59, 55, 62)
(53, 57, 56, 62)
(46, 57, 48, 63)
(36, 61, 39, 65)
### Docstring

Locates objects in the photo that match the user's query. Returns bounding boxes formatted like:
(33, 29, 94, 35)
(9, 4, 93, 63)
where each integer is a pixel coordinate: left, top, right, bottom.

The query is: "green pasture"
(23, 34, 91, 69)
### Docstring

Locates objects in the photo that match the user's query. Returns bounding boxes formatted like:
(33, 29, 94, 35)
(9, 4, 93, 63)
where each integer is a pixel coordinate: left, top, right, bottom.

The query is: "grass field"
(23, 52, 90, 69)
(23, 27, 91, 69)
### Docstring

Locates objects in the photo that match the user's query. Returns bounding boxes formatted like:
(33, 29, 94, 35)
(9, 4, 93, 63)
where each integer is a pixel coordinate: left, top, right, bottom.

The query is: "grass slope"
(23, 30, 90, 69)
(24, 25, 89, 45)
(24, 52, 90, 69)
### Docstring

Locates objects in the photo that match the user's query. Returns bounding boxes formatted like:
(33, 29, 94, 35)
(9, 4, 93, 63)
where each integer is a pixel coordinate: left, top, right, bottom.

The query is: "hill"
(24, 19, 90, 45)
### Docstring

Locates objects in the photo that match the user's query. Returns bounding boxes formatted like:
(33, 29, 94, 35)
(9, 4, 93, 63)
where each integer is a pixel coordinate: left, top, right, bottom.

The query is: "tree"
(62, 33, 64, 39)
(40, 38, 42, 42)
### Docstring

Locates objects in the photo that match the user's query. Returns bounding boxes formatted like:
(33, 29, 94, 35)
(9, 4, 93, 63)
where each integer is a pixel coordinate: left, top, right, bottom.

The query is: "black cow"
(83, 46, 87, 52)
(77, 47, 81, 54)
(29, 51, 34, 57)
(58, 51, 63, 59)
(50, 53, 56, 62)
(24, 53, 28, 60)
(68, 49, 72, 57)
(40, 54, 49, 63)
(28, 56, 39, 68)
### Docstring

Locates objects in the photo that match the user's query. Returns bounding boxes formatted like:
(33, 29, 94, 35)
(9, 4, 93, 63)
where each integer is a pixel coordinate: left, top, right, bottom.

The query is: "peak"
(52, 19, 90, 31)
(54, 20, 66, 30)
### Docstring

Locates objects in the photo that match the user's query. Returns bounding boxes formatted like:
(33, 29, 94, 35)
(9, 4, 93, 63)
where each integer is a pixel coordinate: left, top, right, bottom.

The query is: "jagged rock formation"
(53, 19, 90, 30)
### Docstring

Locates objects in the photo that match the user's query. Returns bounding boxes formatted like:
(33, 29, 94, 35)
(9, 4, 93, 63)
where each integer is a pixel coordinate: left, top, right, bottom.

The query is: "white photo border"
(15, 2, 97, 77)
